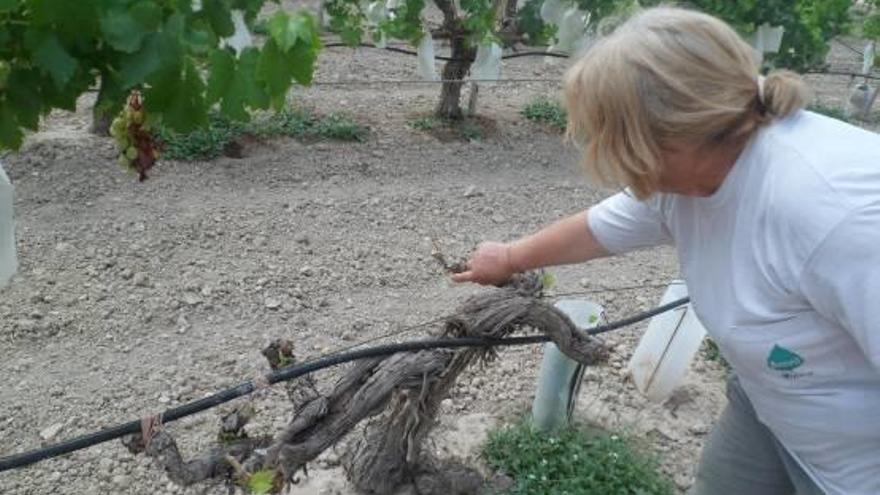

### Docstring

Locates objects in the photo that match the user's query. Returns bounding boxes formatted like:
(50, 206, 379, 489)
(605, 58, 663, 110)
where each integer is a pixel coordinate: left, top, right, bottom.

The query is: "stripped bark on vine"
(123, 272, 606, 494)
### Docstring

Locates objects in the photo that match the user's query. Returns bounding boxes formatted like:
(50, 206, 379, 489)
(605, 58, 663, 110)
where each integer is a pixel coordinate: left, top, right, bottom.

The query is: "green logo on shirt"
(767, 344, 804, 371)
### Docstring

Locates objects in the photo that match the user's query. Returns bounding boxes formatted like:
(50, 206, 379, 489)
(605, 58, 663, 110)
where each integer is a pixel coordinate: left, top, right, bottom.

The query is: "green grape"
(125, 146, 138, 160)
(131, 111, 144, 125)
(110, 120, 124, 136)
(118, 155, 132, 169)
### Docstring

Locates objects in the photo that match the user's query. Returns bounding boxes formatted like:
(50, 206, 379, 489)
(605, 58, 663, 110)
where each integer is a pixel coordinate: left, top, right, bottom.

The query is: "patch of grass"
(410, 115, 440, 131)
(157, 109, 367, 161)
(521, 98, 567, 130)
(459, 120, 484, 141)
(311, 113, 368, 141)
(808, 104, 852, 123)
(702, 337, 731, 372)
(409, 115, 494, 142)
(484, 421, 676, 495)
(155, 113, 244, 161)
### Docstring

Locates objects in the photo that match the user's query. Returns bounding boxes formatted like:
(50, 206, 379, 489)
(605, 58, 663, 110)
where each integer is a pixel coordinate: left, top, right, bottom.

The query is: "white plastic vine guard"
(863, 42, 876, 76)
(751, 23, 785, 55)
(549, 7, 588, 55)
(531, 299, 605, 431)
(366, 2, 389, 48)
(222, 10, 253, 55)
(0, 162, 17, 288)
(627, 281, 707, 403)
(471, 42, 502, 84)
(540, 0, 565, 25)
(417, 31, 440, 81)
(365, 2, 387, 24)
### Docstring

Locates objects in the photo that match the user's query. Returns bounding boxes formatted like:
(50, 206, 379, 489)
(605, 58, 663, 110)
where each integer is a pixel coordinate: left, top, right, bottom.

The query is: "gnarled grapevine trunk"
(435, 0, 477, 120)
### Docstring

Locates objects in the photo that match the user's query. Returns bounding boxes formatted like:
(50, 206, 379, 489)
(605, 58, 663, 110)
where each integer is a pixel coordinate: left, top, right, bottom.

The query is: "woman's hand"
(449, 211, 611, 286)
(450, 241, 519, 286)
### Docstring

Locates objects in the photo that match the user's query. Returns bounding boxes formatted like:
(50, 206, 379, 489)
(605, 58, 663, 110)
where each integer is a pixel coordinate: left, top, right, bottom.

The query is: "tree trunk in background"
(91, 107, 111, 136)
(504, 0, 518, 22)
(434, 0, 476, 120)
(91, 75, 114, 136)
(435, 36, 476, 120)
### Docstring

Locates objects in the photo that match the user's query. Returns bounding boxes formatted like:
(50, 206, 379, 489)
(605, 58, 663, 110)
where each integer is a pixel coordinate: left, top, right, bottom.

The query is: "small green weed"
(155, 113, 244, 161)
(157, 109, 367, 161)
(312, 113, 368, 141)
(521, 98, 567, 130)
(484, 421, 676, 495)
(702, 338, 731, 372)
(808, 104, 851, 123)
(410, 116, 440, 131)
(459, 121, 484, 141)
(410, 115, 492, 142)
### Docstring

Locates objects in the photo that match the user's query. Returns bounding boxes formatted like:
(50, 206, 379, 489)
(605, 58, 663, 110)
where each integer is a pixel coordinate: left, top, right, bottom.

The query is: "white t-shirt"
(588, 110, 880, 495)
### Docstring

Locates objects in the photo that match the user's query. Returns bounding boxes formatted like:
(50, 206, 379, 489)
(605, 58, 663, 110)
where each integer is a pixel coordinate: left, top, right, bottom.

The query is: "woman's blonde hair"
(564, 6, 810, 198)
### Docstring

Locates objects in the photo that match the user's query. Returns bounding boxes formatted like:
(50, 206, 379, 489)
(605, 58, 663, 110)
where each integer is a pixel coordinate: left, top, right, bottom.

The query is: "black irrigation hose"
(322, 41, 571, 61)
(0, 296, 689, 473)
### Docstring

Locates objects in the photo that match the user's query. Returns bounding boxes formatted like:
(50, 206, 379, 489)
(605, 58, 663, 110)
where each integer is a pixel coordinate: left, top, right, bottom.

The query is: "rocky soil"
(0, 11, 876, 495)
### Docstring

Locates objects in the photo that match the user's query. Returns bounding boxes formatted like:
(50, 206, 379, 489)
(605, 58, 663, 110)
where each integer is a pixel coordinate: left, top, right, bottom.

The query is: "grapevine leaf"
(202, 0, 236, 37)
(118, 33, 163, 88)
(257, 39, 295, 110)
(0, 105, 23, 150)
(0, 0, 20, 13)
(206, 49, 235, 105)
(5, 69, 44, 129)
(247, 469, 276, 495)
(288, 40, 318, 86)
(145, 58, 207, 132)
(0, 62, 8, 90)
(267, 11, 314, 52)
(30, 0, 100, 39)
(31, 33, 78, 88)
(237, 47, 270, 110)
(129, 1, 163, 32)
(231, 0, 265, 20)
(94, 71, 128, 121)
(206, 49, 250, 120)
(185, 24, 219, 56)
(100, 9, 149, 53)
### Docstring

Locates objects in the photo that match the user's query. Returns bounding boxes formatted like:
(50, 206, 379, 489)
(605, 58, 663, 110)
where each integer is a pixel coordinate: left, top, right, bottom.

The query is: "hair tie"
(756, 75, 767, 106)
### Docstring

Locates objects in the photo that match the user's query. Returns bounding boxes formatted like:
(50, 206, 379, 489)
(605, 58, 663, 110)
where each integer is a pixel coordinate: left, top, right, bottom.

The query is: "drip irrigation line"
(805, 68, 880, 81)
(310, 77, 562, 86)
(833, 38, 864, 57)
(323, 41, 571, 61)
(306, 282, 673, 364)
(545, 283, 671, 299)
(0, 296, 688, 473)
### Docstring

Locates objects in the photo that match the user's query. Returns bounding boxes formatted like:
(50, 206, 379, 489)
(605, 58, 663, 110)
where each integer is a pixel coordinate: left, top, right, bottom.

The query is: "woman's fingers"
(450, 270, 474, 283)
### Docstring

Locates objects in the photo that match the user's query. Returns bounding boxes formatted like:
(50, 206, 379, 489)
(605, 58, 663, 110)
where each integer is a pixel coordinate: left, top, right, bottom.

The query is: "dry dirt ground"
(0, 15, 877, 495)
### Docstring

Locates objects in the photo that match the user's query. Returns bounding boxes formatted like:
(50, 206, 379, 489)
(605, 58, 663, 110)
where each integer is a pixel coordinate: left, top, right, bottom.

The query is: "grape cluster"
(110, 91, 158, 181)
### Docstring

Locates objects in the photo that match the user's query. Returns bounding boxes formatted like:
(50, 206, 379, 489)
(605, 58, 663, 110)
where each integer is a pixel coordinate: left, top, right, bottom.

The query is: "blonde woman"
(453, 6, 880, 495)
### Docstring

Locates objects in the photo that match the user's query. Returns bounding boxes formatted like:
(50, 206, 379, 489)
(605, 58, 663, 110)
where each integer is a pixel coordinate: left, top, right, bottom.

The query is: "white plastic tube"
(549, 7, 587, 54)
(540, 0, 565, 24)
(627, 281, 707, 403)
(416, 31, 439, 81)
(863, 41, 876, 76)
(531, 299, 605, 431)
(0, 162, 17, 288)
(470, 41, 502, 84)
